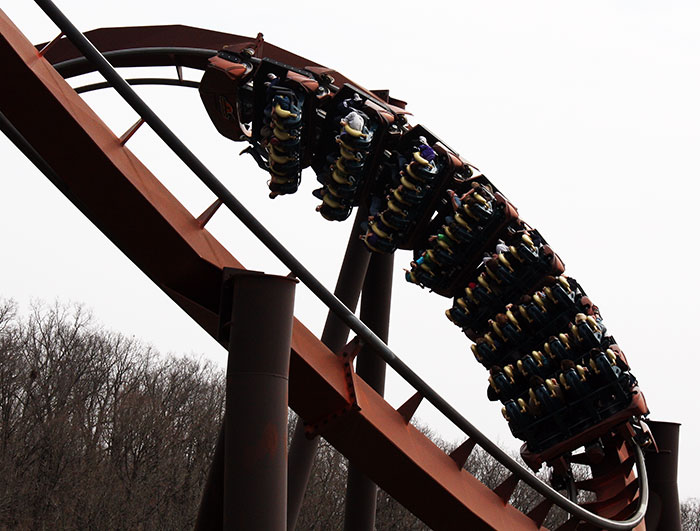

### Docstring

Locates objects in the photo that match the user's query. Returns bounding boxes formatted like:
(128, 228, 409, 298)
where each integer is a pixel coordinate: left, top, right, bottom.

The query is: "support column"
(287, 208, 371, 530)
(195, 425, 224, 530)
(644, 420, 681, 531)
(343, 252, 393, 531)
(196, 270, 297, 530)
(223, 272, 296, 531)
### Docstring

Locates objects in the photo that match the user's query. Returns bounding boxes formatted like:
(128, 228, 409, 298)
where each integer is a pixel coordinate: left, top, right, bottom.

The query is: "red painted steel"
(344, 252, 393, 530)
(36, 24, 352, 95)
(287, 206, 371, 530)
(0, 12, 652, 530)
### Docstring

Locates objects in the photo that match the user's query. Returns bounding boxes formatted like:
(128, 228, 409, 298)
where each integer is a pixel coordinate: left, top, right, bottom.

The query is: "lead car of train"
(199, 45, 652, 485)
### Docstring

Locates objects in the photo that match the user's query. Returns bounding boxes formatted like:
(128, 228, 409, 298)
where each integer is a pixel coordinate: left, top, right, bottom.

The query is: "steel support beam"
(287, 208, 371, 530)
(195, 271, 297, 530)
(344, 252, 393, 531)
(224, 271, 297, 529)
(644, 421, 681, 531)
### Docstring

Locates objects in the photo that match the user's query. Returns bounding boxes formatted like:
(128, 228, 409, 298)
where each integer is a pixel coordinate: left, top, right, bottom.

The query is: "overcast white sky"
(2, 0, 699, 501)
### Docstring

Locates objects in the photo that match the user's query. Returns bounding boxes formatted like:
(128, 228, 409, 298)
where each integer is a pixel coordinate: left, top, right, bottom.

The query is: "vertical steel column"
(343, 252, 394, 531)
(644, 421, 681, 531)
(221, 271, 297, 530)
(287, 208, 371, 530)
(196, 271, 296, 530)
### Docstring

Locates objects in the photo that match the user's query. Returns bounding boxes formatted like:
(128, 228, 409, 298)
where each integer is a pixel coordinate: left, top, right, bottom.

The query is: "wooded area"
(0, 300, 696, 529)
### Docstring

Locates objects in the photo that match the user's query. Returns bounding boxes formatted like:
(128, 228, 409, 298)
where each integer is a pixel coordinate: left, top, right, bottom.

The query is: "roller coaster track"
(0, 2, 651, 529)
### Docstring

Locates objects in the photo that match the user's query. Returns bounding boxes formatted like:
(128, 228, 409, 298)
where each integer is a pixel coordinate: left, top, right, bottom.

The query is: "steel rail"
(74, 77, 199, 94)
(49, 47, 368, 114)
(31, 1, 648, 528)
(50, 46, 216, 75)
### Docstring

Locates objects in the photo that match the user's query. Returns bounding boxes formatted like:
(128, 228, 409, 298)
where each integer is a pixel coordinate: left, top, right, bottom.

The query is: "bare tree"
(1, 300, 692, 530)
(0, 300, 224, 530)
(681, 498, 700, 531)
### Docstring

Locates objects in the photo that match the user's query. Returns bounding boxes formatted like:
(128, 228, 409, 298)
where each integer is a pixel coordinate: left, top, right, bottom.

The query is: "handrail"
(31, 1, 648, 528)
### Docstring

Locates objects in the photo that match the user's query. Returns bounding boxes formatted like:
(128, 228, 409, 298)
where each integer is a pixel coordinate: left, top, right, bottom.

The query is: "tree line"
(0, 300, 696, 529)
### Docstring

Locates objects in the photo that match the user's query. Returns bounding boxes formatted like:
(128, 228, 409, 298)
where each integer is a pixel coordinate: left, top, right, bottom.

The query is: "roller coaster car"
(251, 60, 321, 139)
(514, 281, 576, 330)
(521, 389, 649, 472)
(248, 60, 326, 197)
(254, 61, 321, 151)
(467, 280, 602, 359)
(407, 183, 522, 297)
(199, 49, 255, 141)
(311, 85, 398, 221)
(444, 237, 566, 338)
(476, 319, 602, 374)
(362, 125, 470, 254)
(201, 54, 328, 198)
(503, 340, 650, 467)
(494, 351, 564, 402)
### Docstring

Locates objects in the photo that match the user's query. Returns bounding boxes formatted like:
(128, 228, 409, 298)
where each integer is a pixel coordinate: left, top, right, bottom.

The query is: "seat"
(517, 354, 539, 378)
(559, 366, 591, 399)
(502, 398, 531, 440)
(461, 202, 492, 223)
(589, 350, 620, 385)
(489, 370, 517, 400)
(543, 336, 572, 362)
(570, 320, 601, 349)
(381, 209, 411, 231)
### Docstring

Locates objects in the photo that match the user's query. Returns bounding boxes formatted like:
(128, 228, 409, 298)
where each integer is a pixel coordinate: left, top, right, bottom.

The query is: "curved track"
(0, 5, 652, 530)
